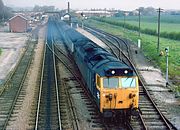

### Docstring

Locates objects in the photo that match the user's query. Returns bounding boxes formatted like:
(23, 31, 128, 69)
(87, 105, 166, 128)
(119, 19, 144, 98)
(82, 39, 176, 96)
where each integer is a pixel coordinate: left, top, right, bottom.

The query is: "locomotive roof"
(62, 22, 135, 77)
(75, 40, 135, 77)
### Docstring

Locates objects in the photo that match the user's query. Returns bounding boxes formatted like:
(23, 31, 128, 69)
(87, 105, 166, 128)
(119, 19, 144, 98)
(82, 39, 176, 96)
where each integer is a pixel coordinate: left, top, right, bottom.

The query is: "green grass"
(93, 16, 180, 40)
(85, 19, 180, 86)
(125, 21, 180, 33)
(113, 15, 180, 23)
(106, 15, 180, 33)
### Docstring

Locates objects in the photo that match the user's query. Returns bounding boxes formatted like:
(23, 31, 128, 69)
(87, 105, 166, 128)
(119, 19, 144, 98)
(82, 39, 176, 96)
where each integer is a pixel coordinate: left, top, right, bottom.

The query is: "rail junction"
(0, 16, 178, 130)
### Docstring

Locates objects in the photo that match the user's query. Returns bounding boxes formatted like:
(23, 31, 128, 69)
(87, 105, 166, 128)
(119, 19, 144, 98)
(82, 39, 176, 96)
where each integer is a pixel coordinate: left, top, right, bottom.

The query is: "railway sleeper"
(146, 125, 168, 130)
(145, 121, 167, 126)
(142, 114, 161, 119)
(0, 111, 9, 115)
(142, 111, 159, 115)
(0, 114, 8, 118)
(140, 108, 157, 111)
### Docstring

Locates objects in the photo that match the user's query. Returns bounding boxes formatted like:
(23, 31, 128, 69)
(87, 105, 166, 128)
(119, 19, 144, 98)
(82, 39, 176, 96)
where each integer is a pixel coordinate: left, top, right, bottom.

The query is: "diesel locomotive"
(58, 20, 139, 118)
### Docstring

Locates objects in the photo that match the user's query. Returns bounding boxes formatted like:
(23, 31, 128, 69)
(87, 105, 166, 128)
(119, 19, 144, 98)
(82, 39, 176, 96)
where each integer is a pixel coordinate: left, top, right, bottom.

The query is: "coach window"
(103, 78, 119, 88)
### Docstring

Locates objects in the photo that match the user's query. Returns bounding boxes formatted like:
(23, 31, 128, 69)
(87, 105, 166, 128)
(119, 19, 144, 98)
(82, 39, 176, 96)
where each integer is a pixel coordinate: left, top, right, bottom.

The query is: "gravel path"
(6, 26, 46, 129)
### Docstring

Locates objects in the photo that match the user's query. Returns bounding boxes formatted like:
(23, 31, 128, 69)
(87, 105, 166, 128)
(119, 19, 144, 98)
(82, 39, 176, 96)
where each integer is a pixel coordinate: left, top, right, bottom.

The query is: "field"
(93, 15, 180, 40)
(84, 19, 180, 87)
(111, 15, 180, 33)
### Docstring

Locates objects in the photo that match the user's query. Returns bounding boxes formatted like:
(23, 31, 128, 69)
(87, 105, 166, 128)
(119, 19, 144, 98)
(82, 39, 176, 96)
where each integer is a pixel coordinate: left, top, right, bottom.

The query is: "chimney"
(68, 2, 70, 14)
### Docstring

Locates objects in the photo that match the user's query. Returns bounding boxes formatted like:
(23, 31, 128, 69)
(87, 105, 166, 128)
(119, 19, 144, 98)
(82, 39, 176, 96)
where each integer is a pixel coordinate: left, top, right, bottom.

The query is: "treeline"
(0, 0, 13, 21)
(93, 17, 180, 41)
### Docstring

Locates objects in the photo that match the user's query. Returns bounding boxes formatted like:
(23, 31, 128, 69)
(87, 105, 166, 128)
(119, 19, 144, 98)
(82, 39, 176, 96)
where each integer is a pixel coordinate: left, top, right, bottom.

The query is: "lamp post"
(165, 47, 169, 86)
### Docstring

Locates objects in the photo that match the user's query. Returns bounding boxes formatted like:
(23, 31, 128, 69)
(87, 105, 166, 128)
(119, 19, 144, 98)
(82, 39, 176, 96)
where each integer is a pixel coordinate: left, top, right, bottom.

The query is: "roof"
(63, 13, 71, 17)
(9, 14, 28, 21)
(75, 40, 134, 77)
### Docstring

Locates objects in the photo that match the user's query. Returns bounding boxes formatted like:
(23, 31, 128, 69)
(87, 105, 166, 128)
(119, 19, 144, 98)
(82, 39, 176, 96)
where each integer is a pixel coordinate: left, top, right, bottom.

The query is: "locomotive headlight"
(129, 93, 136, 99)
(124, 70, 128, 74)
(111, 70, 115, 75)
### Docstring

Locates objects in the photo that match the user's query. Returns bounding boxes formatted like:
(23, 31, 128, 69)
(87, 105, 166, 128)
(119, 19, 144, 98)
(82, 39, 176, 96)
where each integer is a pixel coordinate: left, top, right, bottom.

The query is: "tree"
(0, 0, 13, 21)
(0, 0, 4, 20)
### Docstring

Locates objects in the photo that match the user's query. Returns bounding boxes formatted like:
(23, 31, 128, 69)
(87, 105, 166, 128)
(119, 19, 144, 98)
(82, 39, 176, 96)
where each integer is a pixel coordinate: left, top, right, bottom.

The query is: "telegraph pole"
(157, 8, 163, 53)
(138, 9, 141, 37)
(123, 11, 126, 31)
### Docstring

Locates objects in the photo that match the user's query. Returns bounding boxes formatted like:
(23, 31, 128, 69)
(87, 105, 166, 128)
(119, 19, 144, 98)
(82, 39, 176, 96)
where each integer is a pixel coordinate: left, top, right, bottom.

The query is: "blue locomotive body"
(59, 21, 139, 117)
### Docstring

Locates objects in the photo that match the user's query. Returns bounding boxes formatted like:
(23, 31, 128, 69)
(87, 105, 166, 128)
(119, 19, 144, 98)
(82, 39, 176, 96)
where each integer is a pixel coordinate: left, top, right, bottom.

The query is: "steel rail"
(35, 39, 46, 130)
(2, 39, 35, 130)
(52, 39, 62, 130)
(35, 28, 62, 129)
(0, 38, 31, 96)
(47, 42, 80, 130)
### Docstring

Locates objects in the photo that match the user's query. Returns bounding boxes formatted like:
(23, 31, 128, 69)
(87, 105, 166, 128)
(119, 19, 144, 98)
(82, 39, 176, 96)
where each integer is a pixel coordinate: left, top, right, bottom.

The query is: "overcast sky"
(3, 0, 180, 10)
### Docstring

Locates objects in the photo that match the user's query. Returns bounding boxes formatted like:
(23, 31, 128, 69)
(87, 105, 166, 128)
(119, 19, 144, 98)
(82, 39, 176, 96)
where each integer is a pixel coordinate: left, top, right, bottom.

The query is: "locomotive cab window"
(121, 78, 136, 88)
(103, 78, 119, 88)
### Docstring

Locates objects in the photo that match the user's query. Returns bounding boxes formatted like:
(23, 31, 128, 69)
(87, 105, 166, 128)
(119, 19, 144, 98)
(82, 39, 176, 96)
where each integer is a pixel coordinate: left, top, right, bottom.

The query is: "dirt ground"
(6, 26, 46, 129)
(77, 27, 180, 129)
(0, 32, 28, 84)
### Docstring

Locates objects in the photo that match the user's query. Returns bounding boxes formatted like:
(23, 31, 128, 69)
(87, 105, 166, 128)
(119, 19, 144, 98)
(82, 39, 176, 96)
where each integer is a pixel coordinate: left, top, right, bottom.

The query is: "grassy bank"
(85, 19, 180, 86)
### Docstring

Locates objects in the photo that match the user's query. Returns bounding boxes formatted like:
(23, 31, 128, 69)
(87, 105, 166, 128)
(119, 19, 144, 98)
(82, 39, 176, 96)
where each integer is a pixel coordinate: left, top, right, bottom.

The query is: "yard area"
(0, 32, 28, 84)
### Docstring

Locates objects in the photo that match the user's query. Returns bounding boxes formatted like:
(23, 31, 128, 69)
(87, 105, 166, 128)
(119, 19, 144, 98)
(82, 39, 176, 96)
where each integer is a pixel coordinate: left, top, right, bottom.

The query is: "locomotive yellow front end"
(96, 69, 139, 117)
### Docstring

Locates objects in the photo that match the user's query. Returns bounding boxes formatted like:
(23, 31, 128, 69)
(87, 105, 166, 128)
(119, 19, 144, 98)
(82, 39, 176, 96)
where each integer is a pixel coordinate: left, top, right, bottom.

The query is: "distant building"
(75, 10, 113, 17)
(61, 13, 71, 21)
(9, 15, 28, 33)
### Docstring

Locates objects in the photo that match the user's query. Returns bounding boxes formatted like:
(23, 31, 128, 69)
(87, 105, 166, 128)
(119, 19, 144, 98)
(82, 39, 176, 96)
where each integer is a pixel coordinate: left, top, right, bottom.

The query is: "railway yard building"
(9, 15, 28, 33)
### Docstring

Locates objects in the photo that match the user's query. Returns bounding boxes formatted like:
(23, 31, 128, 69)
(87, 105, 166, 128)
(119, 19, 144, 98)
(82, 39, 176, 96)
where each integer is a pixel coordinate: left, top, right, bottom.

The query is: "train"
(57, 20, 139, 119)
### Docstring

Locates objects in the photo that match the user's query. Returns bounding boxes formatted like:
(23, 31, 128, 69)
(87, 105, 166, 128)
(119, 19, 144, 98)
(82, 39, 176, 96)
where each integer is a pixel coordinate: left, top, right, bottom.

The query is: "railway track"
(35, 22, 61, 129)
(53, 36, 103, 129)
(0, 38, 36, 129)
(84, 26, 177, 130)
(85, 26, 132, 67)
